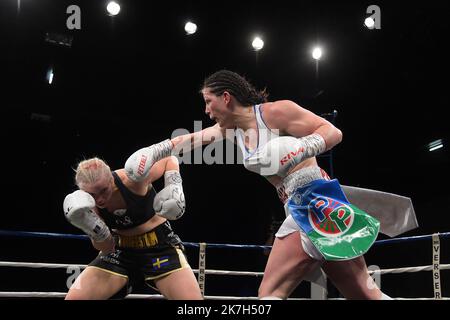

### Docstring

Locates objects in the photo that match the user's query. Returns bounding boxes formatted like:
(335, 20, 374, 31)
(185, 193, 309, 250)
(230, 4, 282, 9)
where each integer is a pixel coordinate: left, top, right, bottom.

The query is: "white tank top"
(235, 104, 280, 177)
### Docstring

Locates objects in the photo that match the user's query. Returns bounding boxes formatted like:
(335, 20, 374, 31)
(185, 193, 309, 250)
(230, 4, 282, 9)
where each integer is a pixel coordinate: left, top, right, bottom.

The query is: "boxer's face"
(82, 173, 114, 208)
(202, 88, 233, 128)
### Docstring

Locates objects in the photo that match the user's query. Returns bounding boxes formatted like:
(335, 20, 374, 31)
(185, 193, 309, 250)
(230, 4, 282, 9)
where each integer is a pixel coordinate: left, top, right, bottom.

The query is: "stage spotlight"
(252, 36, 264, 51)
(185, 22, 197, 35)
(365, 17, 375, 29)
(312, 47, 322, 60)
(107, 1, 121, 16)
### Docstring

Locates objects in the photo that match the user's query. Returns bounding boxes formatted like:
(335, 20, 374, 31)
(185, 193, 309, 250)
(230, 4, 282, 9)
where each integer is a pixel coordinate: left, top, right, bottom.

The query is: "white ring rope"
(0, 261, 264, 276)
(368, 264, 450, 275)
(1, 231, 448, 299)
(1, 291, 448, 300)
(0, 291, 308, 300)
(0, 261, 86, 269)
(2, 261, 448, 276)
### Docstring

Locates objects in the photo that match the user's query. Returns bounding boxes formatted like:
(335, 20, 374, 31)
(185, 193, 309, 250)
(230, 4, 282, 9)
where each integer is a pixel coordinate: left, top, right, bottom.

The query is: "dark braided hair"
(201, 70, 268, 106)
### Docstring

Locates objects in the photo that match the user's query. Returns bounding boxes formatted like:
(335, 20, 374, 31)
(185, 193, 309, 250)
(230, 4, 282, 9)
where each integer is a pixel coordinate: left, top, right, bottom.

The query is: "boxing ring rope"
(0, 260, 266, 277)
(1, 230, 449, 300)
(1, 229, 449, 248)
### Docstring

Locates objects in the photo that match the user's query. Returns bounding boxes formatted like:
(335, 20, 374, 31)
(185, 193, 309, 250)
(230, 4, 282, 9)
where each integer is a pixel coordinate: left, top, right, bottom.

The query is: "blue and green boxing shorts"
(287, 179, 380, 261)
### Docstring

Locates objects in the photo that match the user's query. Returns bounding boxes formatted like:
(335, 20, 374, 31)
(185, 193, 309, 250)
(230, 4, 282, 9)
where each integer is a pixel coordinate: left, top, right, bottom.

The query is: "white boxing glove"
(125, 139, 173, 182)
(63, 190, 111, 242)
(259, 133, 326, 177)
(153, 170, 186, 220)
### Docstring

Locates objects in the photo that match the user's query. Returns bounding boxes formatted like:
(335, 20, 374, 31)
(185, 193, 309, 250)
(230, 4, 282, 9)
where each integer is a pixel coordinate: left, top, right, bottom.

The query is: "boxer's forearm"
(171, 124, 223, 153)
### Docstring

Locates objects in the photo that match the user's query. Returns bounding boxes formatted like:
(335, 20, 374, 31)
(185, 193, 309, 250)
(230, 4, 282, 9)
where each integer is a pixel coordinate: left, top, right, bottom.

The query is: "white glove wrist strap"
(299, 133, 326, 158)
(152, 139, 173, 162)
(164, 170, 182, 186)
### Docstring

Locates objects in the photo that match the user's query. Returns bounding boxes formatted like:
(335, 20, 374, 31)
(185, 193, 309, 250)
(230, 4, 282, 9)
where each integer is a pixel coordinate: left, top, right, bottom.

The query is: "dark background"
(1, 0, 449, 299)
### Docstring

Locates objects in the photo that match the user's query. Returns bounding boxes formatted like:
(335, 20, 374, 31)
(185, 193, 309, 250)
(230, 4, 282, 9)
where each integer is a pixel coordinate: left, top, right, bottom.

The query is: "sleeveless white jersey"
(235, 104, 282, 177)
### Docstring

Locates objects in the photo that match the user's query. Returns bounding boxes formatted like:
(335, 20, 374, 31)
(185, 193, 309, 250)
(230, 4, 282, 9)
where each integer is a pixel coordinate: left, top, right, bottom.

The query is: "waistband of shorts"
(276, 166, 330, 203)
(117, 222, 175, 249)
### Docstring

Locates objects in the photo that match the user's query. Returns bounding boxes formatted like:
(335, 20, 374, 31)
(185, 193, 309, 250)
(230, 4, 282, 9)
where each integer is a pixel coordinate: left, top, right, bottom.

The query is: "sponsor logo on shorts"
(308, 196, 354, 237)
